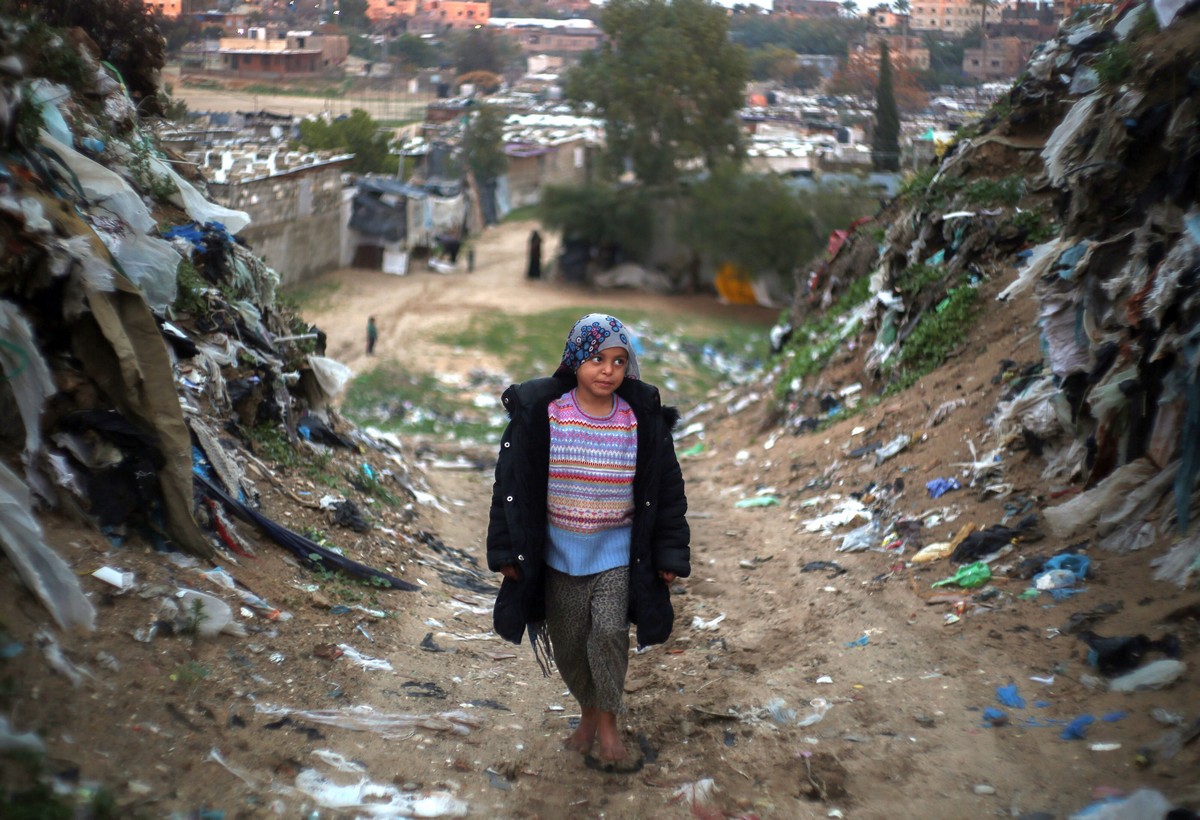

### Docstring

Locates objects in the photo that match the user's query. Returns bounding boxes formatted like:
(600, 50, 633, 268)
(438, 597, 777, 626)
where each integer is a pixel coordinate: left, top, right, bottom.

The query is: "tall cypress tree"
(872, 41, 901, 172)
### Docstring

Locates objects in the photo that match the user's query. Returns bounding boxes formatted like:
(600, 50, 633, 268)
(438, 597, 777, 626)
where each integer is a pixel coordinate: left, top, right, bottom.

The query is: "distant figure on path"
(366, 316, 378, 355)
(527, 230, 542, 280)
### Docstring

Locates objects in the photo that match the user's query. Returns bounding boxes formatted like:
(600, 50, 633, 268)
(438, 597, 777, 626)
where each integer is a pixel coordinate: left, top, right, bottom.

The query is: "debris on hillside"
(0, 18, 450, 634)
(770, 3, 1200, 586)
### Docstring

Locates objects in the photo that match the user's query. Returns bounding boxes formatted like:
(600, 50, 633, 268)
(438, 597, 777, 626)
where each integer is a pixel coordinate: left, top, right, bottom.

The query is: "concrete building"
(774, 0, 843, 17)
(367, 0, 420, 21)
(145, 0, 181, 17)
(402, 0, 492, 30)
(217, 31, 348, 77)
(909, 0, 1002, 34)
(963, 35, 1033, 81)
(488, 18, 604, 55)
(499, 112, 598, 209)
(202, 149, 354, 285)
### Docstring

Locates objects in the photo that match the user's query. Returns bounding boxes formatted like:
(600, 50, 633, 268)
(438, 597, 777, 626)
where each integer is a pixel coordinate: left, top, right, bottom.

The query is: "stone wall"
(210, 162, 350, 285)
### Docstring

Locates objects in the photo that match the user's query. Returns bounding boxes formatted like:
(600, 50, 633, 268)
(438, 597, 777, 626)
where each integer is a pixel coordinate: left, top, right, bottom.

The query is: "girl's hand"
(657, 570, 676, 584)
(499, 564, 521, 581)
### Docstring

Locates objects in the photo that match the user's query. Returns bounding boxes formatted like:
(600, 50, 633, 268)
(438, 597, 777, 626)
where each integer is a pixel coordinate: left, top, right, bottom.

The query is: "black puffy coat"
(486, 375, 691, 647)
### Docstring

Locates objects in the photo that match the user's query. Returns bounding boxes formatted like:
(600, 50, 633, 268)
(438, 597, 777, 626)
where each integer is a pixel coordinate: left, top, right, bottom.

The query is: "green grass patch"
(247, 423, 300, 468)
(345, 308, 770, 443)
(887, 284, 981, 393)
(900, 169, 1026, 212)
(896, 262, 949, 295)
(282, 279, 342, 312)
(1009, 208, 1058, 244)
(776, 274, 872, 394)
(501, 204, 540, 223)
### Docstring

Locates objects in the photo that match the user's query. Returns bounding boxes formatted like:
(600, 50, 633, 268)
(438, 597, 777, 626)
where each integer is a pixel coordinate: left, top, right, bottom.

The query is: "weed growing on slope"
(887, 283, 981, 393)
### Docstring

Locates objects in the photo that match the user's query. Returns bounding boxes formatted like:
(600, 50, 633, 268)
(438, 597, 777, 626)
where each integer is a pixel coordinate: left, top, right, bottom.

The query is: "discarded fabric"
(926, 477, 961, 498)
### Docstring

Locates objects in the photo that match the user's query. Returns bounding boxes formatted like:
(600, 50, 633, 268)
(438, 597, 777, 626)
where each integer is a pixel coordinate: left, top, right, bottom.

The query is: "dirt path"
(7, 219, 1191, 819)
(303, 218, 776, 378)
(287, 220, 1196, 817)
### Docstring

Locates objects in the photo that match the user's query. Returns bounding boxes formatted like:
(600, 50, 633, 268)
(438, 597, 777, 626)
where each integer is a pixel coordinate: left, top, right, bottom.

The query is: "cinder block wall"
(211, 164, 348, 285)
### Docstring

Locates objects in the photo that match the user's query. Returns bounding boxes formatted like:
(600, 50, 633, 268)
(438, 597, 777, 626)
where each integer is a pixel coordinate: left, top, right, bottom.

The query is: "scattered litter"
(1107, 660, 1187, 692)
(875, 434, 911, 464)
(208, 747, 258, 788)
(735, 495, 779, 508)
(932, 562, 991, 589)
(671, 778, 718, 809)
(910, 542, 953, 563)
(844, 634, 869, 648)
(254, 704, 485, 736)
(926, 477, 961, 498)
(0, 461, 96, 631)
(35, 629, 91, 687)
(1077, 631, 1181, 676)
(311, 749, 368, 774)
(1067, 789, 1173, 820)
(91, 566, 135, 592)
(175, 588, 247, 638)
(807, 499, 871, 534)
(0, 714, 45, 754)
(337, 644, 393, 672)
(996, 684, 1026, 709)
(692, 613, 727, 631)
(294, 768, 468, 817)
(1060, 715, 1094, 740)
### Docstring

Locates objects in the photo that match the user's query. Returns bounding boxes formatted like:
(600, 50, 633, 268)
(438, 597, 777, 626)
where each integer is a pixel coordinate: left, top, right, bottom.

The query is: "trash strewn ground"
(2, 4, 1199, 818)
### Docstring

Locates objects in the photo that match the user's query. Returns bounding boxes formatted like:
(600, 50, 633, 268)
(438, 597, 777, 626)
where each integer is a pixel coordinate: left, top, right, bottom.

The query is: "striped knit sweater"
(544, 389, 638, 576)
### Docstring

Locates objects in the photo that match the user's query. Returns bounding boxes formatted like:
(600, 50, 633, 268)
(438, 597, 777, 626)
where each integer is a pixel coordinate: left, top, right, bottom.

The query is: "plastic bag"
(308, 355, 354, 400)
(93, 227, 182, 312)
(147, 155, 251, 235)
(0, 461, 96, 631)
(40, 132, 154, 233)
(932, 561, 991, 589)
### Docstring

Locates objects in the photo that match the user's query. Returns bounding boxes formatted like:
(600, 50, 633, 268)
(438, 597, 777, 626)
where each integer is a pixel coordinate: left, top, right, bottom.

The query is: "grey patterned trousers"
(545, 565, 630, 714)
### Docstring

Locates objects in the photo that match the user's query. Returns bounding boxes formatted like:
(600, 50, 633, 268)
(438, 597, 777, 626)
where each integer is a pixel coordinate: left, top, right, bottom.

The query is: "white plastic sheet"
(39, 131, 154, 233)
(93, 226, 182, 313)
(1042, 94, 1102, 188)
(308, 355, 354, 399)
(0, 302, 55, 462)
(294, 769, 468, 817)
(147, 155, 251, 235)
(0, 461, 96, 631)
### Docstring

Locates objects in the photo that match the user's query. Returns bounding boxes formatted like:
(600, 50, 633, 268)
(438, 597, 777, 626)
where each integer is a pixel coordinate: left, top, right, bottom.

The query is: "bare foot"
(594, 711, 627, 763)
(563, 707, 598, 754)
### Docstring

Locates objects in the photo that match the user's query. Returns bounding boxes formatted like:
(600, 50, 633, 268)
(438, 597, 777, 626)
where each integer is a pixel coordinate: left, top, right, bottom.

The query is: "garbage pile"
(0, 18, 445, 635)
(771, 1, 1200, 585)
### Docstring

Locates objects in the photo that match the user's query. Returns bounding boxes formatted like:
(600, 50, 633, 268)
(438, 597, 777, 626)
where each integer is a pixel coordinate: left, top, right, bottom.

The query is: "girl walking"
(487, 313, 691, 771)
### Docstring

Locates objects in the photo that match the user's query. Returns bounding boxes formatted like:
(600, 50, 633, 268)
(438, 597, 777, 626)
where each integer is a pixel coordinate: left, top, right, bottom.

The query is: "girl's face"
(575, 347, 628, 410)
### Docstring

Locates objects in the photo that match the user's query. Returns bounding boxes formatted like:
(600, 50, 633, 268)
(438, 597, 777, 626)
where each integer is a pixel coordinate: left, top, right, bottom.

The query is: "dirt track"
(4, 218, 1194, 818)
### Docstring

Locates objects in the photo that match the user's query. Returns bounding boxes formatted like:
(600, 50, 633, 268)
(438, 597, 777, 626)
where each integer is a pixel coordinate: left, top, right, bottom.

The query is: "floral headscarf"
(553, 313, 641, 380)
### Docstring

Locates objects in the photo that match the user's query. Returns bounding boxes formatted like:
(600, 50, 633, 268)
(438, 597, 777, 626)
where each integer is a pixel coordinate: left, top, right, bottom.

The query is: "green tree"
(339, 0, 371, 32)
(872, 42, 901, 171)
(452, 27, 507, 75)
(27, 0, 166, 114)
(297, 110, 398, 175)
(536, 183, 655, 260)
(392, 34, 437, 68)
(462, 105, 508, 184)
(566, 0, 748, 188)
(679, 164, 817, 279)
(918, 33, 967, 88)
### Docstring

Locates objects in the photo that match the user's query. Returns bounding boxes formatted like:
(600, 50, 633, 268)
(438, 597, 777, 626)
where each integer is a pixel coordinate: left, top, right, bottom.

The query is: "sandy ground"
(2, 219, 1196, 818)
(167, 67, 434, 121)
